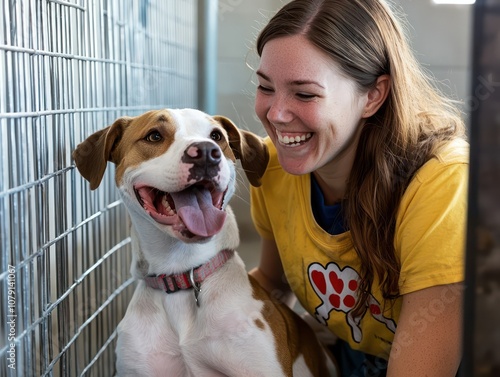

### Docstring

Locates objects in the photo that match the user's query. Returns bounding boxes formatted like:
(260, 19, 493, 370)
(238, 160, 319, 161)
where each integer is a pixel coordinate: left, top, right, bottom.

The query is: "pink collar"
(143, 249, 234, 296)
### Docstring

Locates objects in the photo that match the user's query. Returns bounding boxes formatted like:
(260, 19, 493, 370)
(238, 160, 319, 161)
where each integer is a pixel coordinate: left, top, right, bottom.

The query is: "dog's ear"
(214, 115, 269, 187)
(72, 117, 132, 190)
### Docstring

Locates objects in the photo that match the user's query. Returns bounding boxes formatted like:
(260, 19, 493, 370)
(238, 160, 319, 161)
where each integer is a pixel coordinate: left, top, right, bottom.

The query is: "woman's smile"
(275, 129, 313, 147)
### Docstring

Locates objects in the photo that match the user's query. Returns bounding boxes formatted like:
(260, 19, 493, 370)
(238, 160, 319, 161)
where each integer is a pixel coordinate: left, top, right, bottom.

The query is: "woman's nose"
(267, 95, 293, 124)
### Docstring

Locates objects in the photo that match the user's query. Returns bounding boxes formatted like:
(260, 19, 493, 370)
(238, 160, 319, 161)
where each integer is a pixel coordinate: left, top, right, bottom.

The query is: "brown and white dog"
(72, 109, 336, 377)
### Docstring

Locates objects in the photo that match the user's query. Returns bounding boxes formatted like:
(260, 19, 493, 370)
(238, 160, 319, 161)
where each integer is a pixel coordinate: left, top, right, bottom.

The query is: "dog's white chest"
(115, 274, 287, 377)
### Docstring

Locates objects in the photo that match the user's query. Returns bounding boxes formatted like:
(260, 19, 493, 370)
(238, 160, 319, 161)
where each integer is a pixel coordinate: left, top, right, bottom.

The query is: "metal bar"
(47, 0, 86, 12)
(0, 167, 73, 197)
(0, 44, 185, 72)
(79, 327, 118, 376)
(0, 104, 167, 119)
(460, 2, 482, 376)
(0, 200, 123, 282)
(461, 0, 500, 375)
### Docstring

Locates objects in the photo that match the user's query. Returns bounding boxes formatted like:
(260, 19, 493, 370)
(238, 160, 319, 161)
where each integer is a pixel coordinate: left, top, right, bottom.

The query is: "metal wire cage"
(0, 0, 198, 375)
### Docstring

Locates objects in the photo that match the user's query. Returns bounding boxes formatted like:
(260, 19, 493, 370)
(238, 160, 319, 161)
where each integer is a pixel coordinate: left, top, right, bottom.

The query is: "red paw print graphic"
(308, 262, 396, 343)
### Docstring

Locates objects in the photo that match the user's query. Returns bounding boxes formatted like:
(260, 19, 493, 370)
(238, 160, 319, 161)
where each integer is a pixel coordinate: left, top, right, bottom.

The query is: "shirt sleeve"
(395, 160, 468, 295)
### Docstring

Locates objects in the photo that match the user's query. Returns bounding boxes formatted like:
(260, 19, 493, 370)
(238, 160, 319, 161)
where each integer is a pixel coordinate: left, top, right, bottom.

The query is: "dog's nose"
(183, 142, 222, 166)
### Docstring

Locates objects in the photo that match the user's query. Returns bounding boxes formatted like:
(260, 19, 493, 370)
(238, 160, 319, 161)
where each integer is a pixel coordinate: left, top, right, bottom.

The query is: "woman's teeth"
(277, 131, 312, 146)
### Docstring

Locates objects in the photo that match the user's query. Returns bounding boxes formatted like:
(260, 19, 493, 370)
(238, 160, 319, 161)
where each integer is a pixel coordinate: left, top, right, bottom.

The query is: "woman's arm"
(248, 238, 297, 308)
(387, 283, 464, 376)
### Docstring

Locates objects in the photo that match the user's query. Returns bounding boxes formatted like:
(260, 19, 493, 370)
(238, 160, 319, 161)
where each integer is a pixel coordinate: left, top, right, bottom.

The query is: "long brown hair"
(256, 0, 466, 315)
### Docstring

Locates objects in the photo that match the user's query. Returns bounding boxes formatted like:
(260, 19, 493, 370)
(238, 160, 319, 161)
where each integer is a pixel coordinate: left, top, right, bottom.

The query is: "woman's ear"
(363, 74, 391, 118)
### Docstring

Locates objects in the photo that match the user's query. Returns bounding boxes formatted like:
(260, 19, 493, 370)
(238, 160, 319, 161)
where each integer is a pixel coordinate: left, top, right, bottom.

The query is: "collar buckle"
(161, 274, 180, 294)
(189, 268, 202, 307)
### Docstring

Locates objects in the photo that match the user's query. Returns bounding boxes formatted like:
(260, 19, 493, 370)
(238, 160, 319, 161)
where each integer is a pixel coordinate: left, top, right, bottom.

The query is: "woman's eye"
(145, 131, 162, 142)
(296, 93, 316, 100)
(257, 85, 273, 93)
(210, 130, 223, 142)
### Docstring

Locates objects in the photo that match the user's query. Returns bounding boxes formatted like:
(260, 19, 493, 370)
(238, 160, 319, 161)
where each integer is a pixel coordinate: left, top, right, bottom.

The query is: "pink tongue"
(170, 187, 226, 237)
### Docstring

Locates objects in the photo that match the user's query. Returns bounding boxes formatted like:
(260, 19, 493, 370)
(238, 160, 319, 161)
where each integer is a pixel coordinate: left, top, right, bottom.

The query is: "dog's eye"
(210, 130, 223, 142)
(145, 131, 162, 142)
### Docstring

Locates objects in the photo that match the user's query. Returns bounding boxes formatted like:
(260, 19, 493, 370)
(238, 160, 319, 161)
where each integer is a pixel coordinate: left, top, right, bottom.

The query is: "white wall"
(217, 0, 283, 135)
(392, 0, 473, 110)
(216, 0, 473, 265)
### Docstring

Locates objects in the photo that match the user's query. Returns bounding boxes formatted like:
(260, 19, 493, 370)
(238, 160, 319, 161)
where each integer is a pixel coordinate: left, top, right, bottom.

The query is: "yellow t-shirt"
(250, 137, 468, 359)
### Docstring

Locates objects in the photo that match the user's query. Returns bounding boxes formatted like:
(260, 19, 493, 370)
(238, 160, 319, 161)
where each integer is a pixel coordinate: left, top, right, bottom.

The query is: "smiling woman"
(255, 33, 377, 182)
(248, 1, 468, 376)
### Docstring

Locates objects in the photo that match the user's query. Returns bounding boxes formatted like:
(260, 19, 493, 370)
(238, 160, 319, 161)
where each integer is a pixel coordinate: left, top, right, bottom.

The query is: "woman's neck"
(312, 137, 359, 205)
(312, 169, 345, 206)
(312, 120, 365, 205)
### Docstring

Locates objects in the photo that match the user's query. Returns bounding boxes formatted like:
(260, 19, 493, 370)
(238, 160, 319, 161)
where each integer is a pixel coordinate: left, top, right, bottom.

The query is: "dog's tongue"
(170, 187, 226, 237)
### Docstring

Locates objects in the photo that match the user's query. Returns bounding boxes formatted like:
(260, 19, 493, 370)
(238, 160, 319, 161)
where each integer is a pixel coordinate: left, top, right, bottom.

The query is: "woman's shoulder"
(398, 137, 469, 192)
(414, 138, 469, 183)
(433, 137, 469, 165)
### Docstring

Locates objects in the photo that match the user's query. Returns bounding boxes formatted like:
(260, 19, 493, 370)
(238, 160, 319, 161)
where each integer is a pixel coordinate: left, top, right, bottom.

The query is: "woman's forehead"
(257, 35, 355, 90)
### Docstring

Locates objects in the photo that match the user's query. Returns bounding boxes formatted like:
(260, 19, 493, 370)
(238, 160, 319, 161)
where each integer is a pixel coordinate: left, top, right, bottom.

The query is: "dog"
(72, 109, 336, 377)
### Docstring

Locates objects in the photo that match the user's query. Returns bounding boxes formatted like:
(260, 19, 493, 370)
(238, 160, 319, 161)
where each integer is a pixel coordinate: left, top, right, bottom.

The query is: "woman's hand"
(248, 238, 297, 308)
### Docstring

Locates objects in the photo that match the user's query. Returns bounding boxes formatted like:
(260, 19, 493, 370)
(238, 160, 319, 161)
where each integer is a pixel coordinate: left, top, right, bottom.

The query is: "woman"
(249, 0, 468, 375)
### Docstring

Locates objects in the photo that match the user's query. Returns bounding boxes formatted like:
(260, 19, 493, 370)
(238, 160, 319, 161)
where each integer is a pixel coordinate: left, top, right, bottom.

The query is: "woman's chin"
(276, 155, 314, 176)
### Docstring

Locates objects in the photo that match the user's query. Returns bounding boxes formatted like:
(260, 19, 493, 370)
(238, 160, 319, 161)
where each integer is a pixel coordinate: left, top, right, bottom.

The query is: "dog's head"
(72, 109, 268, 242)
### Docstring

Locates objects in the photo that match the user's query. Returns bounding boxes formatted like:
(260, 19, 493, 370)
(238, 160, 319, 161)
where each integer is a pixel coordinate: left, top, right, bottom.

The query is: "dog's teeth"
(161, 194, 176, 215)
(162, 195, 170, 210)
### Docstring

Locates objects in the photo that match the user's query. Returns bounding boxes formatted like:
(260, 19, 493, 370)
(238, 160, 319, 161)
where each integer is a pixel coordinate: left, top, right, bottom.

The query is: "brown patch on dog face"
(208, 117, 237, 162)
(114, 110, 177, 185)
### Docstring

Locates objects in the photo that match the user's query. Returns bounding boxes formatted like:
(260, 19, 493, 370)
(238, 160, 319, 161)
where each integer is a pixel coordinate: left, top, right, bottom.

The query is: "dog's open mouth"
(134, 183, 227, 238)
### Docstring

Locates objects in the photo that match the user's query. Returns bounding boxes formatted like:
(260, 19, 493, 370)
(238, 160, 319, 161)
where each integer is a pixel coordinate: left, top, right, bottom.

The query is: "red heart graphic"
(329, 271, 344, 294)
(311, 270, 327, 295)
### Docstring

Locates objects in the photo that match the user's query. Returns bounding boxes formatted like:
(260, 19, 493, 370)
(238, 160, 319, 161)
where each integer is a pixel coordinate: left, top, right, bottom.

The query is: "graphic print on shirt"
(308, 262, 397, 343)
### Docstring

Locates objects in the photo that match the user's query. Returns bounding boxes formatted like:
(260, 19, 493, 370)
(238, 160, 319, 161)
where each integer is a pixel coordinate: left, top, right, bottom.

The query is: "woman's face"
(255, 34, 370, 176)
